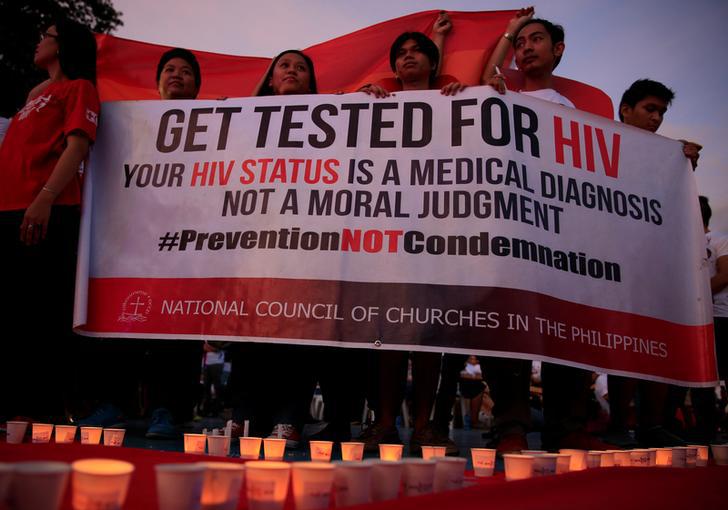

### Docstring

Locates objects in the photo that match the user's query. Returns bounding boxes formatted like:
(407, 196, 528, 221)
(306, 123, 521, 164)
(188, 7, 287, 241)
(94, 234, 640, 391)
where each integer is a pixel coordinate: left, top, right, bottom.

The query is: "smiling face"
(158, 57, 199, 100)
(620, 95, 668, 133)
(268, 52, 312, 95)
(34, 25, 59, 69)
(514, 23, 564, 75)
(394, 38, 433, 84)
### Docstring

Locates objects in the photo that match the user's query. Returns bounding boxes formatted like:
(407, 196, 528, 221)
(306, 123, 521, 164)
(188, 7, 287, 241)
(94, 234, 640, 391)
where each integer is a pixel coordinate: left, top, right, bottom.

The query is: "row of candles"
(5, 420, 728, 510)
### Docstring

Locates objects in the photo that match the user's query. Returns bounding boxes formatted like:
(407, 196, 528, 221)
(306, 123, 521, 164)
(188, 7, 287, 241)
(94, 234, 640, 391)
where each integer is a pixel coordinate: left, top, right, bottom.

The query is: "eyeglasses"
(40, 31, 58, 41)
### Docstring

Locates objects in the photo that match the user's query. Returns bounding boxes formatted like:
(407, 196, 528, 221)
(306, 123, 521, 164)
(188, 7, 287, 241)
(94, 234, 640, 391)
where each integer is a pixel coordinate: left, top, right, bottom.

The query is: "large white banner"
(74, 87, 716, 385)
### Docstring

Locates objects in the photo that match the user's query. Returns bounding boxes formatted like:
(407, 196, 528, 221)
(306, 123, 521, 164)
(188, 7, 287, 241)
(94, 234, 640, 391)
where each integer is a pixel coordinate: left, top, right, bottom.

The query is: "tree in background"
(0, 0, 123, 117)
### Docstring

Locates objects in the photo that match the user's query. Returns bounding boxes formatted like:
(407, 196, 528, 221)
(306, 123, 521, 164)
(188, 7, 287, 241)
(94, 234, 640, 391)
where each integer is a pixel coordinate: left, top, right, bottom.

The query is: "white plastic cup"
(532, 454, 558, 476)
(263, 438, 286, 461)
(586, 451, 602, 469)
(71, 458, 134, 510)
(239, 437, 262, 460)
(521, 450, 547, 455)
(184, 433, 207, 455)
(688, 445, 708, 467)
(245, 461, 291, 510)
(309, 440, 333, 462)
(421, 445, 446, 460)
(599, 451, 615, 468)
(291, 462, 335, 510)
(198, 461, 245, 510)
(683, 446, 698, 467)
(612, 450, 632, 467)
(503, 454, 534, 481)
(402, 459, 436, 496)
(333, 461, 372, 507)
(207, 436, 231, 457)
(559, 449, 587, 471)
(80, 427, 103, 445)
(433, 457, 466, 492)
(379, 443, 403, 461)
(103, 428, 126, 447)
(710, 444, 728, 466)
(32, 423, 54, 444)
(10, 461, 70, 510)
(654, 448, 672, 467)
(55, 425, 77, 444)
(671, 447, 687, 468)
(6, 421, 29, 444)
(367, 460, 402, 501)
(340, 442, 364, 462)
(155, 463, 205, 510)
(554, 454, 572, 474)
(646, 449, 657, 466)
(471, 448, 496, 477)
(629, 449, 650, 467)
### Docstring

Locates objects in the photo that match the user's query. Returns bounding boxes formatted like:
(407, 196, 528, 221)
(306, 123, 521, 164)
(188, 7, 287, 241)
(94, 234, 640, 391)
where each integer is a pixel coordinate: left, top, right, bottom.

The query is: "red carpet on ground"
(1, 442, 726, 509)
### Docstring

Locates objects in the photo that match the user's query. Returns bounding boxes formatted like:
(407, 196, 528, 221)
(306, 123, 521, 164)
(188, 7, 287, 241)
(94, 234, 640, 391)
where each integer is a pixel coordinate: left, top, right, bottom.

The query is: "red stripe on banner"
(78, 277, 716, 385)
(93, 10, 612, 117)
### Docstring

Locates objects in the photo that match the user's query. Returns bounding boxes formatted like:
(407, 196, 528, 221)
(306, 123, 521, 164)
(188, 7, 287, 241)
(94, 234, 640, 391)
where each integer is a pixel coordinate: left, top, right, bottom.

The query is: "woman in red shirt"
(0, 19, 99, 421)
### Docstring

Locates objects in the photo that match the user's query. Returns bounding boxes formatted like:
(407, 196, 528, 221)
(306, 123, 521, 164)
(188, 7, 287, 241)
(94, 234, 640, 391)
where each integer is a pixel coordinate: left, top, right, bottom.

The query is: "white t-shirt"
(707, 231, 728, 317)
(519, 88, 575, 108)
(594, 373, 609, 413)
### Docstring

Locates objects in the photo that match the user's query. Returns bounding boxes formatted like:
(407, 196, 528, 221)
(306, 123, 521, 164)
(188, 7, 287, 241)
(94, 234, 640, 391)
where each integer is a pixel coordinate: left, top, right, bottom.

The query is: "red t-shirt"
(0, 79, 100, 211)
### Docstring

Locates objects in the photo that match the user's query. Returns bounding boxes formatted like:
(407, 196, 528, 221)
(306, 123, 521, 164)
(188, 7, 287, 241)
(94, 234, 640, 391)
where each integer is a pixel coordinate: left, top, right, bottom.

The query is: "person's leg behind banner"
(482, 357, 532, 454)
(542, 362, 614, 451)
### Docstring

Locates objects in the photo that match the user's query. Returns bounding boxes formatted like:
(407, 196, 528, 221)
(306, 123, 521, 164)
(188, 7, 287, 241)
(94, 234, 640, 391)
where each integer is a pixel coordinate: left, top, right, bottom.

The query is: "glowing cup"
(263, 438, 286, 461)
(71, 458, 134, 510)
(333, 461, 372, 507)
(199, 461, 245, 510)
(340, 442, 364, 462)
(378, 443, 403, 462)
(245, 461, 291, 510)
(433, 457, 466, 492)
(10, 461, 70, 510)
(471, 448, 496, 477)
(309, 441, 333, 462)
(239, 437, 262, 460)
(55, 425, 77, 444)
(31, 423, 53, 444)
(80, 427, 102, 445)
(402, 459, 436, 496)
(155, 463, 205, 510)
(503, 454, 534, 481)
(184, 433, 207, 455)
(291, 462, 335, 510)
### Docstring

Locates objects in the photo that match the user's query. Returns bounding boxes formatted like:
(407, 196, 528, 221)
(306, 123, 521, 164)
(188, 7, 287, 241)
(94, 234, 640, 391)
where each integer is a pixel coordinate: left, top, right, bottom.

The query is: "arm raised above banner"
(480, 6, 534, 87)
(431, 11, 452, 77)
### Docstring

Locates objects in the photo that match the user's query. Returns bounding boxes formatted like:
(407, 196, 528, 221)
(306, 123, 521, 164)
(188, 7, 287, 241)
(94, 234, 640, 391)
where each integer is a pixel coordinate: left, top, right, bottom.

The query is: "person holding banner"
(606, 79, 703, 447)
(358, 25, 467, 455)
(76, 48, 205, 437)
(478, 11, 620, 453)
(228, 49, 323, 446)
(0, 19, 99, 421)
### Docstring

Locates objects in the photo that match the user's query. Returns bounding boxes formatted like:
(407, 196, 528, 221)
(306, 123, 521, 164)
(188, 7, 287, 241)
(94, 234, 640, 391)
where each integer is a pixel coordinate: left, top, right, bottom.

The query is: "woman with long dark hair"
(229, 50, 335, 447)
(0, 19, 100, 421)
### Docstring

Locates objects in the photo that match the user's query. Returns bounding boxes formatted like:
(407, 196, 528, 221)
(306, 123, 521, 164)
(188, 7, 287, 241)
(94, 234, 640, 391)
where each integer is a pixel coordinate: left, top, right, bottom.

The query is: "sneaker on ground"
(77, 404, 126, 428)
(409, 425, 459, 456)
(269, 424, 301, 449)
(145, 408, 179, 439)
(358, 423, 401, 453)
